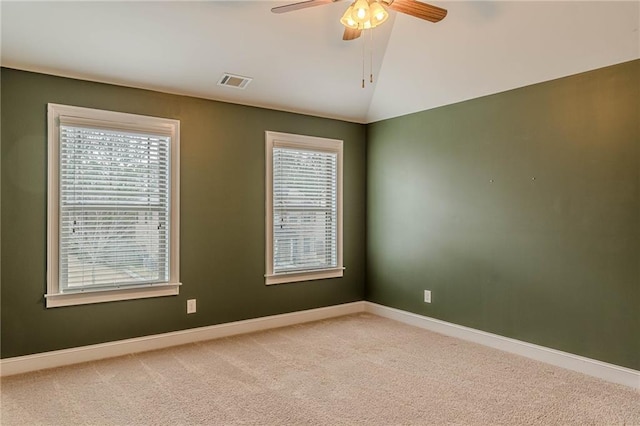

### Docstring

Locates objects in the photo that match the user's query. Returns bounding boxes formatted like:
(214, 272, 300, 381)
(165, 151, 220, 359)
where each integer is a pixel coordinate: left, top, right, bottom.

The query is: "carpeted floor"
(1, 313, 639, 425)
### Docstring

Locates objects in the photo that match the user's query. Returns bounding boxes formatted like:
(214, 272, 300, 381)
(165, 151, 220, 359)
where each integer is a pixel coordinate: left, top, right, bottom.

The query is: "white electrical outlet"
(424, 290, 432, 303)
(187, 299, 197, 314)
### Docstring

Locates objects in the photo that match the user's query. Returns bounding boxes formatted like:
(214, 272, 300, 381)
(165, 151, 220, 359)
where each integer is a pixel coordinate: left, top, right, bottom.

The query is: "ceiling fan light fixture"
(340, 5, 358, 29)
(369, 1, 389, 26)
(351, 0, 371, 24)
(341, 0, 388, 30)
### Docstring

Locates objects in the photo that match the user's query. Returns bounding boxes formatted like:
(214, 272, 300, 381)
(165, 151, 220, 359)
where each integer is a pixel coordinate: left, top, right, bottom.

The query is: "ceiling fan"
(271, 0, 447, 41)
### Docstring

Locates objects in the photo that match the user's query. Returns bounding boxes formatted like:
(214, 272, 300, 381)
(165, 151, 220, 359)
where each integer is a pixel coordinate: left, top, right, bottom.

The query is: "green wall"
(3, 61, 639, 371)
(367, 60, 639, 370)
(1, 68, 367, 358)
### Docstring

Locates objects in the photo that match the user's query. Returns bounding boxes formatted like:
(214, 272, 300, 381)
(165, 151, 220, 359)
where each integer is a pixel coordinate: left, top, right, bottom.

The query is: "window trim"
(46, 103, 181, 308)
(265, 131, 344, 285)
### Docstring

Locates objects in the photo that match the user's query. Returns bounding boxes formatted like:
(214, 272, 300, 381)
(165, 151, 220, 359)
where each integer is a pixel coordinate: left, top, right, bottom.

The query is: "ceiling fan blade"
(384, 0, 447, 23)
(343, 27, 362, 41)
(271, 0, 336, 14)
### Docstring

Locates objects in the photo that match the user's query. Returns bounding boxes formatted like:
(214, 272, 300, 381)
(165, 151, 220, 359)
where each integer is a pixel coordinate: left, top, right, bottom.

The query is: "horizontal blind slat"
(59, 123, 172, 291)
(272, 146, 338, 274)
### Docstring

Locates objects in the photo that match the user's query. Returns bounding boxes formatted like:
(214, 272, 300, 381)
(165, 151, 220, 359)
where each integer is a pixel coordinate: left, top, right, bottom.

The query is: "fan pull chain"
(361, 31, 365, 88)
(370, 28, 374, 83)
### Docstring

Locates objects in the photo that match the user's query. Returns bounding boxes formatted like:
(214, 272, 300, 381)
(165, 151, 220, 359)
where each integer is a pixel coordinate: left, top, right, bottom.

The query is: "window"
(265, 131, 343, 285)
(46, 104, 180, 307)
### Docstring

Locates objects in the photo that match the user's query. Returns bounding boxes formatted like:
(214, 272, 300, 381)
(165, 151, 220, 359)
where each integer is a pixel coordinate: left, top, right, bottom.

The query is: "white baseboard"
(364, 302, 640, 390)
(0, 301, 366, 377)
(3, 300, 637, 390)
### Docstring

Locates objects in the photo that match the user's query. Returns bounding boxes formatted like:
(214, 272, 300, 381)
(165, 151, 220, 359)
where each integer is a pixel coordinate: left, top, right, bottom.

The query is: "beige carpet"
(1, 313, 639, 425)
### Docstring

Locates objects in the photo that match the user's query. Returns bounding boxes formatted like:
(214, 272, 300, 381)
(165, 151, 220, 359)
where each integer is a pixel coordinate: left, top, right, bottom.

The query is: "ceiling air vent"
(217, 73, 252, 89)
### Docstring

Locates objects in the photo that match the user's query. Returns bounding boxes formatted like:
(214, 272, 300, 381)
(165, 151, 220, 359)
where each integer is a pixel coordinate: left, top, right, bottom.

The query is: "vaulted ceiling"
(1, 1, 638, 123)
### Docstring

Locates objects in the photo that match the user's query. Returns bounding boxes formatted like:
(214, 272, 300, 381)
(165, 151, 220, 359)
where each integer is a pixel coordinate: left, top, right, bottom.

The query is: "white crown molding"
(364, 302, 640, 390)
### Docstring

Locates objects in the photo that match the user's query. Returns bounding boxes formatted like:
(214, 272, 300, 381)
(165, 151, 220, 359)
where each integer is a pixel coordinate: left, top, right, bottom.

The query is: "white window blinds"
(58, 122, 171, 291)
(272, 147, 338, 274)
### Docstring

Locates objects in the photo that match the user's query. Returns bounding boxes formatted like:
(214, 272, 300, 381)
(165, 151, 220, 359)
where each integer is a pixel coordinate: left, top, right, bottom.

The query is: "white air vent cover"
(217, 73, 252, 89)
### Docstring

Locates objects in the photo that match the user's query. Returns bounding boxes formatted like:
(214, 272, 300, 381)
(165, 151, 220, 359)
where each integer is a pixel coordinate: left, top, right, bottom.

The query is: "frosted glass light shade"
(369, 1, 389, 26)
(351, 0, 370, 24)
(340, 5, 358, 29)
(340, 0, 389, 30)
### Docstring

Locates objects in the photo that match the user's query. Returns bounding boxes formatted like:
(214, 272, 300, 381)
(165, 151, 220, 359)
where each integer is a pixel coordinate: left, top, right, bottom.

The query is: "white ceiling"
(1, 1, 638, 123)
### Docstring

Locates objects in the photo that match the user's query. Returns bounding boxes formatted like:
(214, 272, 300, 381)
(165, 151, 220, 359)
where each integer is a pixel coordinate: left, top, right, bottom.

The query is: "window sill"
(265, 268, 344, 285)
(45, 283, 181, 308)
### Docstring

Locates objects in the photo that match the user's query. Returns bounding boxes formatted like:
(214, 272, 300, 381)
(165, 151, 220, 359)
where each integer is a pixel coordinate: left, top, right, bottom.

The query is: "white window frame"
(46, 104, 181, 308)
(265, 131, 344, 285)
